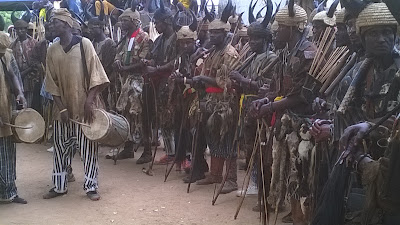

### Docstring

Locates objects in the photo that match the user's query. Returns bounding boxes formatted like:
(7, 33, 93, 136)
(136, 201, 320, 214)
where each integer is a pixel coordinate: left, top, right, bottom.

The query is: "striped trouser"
(52, 121, 99, 193)
(0, 136, 17, 200)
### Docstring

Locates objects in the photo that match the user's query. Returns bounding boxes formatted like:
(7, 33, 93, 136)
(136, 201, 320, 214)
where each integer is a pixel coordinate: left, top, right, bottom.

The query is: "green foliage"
(0, 11, 24, 32)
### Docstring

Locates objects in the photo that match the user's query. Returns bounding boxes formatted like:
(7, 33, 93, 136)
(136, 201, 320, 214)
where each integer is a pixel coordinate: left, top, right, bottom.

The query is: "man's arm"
(8, 57, 27, 108)
(84, 83, 108, 123)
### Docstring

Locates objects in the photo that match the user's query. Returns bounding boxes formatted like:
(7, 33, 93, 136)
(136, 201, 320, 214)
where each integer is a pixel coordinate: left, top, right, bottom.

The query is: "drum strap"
(1, 57, 14, 94)
(79, 38, 90, 89)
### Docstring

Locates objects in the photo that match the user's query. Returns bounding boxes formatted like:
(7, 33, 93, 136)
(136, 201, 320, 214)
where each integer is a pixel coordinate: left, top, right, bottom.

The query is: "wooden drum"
(82, 109, 130, 147)
(11, 108, 45, 143)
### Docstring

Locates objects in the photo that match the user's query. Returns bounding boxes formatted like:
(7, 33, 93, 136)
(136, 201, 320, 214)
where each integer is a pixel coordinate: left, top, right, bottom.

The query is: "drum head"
(82, 109, 109, 141)
(13, 108, 45, 143)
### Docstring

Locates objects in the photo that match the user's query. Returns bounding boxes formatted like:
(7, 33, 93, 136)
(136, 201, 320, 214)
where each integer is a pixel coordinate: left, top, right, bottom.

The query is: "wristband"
(60, 109, 67, 113)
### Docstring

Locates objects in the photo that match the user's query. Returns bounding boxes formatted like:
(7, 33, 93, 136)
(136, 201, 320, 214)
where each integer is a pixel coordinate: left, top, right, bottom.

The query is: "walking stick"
(164, 96, 188, 182)
(234, 120, 263, 219)
(143, 80, 159, 176)
(187, 106, 203, 193)
(258, 120, 269, 225)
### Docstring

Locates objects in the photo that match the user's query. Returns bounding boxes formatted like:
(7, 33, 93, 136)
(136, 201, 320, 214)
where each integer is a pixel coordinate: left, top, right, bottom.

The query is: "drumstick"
(4, 123, 33, 129)
(69, 119, 91, 128)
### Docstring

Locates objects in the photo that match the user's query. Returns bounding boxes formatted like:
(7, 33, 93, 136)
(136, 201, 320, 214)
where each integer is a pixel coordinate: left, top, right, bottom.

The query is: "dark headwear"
(247, 0, 273, 39)
(154, 0, 173, 24)
(11, 9, 30, 28)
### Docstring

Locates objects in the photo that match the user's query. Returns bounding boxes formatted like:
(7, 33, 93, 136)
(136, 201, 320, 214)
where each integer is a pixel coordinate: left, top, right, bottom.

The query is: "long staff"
(164, 95, 189, 182)
(234, 119, 263, 219)
(187, 102, 203, 193)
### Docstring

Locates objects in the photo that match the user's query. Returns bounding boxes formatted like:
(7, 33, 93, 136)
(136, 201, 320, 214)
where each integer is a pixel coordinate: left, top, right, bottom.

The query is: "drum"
(82, 109, 130, 147)
(11, 108, 45, 143)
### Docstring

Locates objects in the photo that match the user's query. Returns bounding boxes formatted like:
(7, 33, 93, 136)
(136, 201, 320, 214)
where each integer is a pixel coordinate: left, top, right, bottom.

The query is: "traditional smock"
(45, 37, 110, 121)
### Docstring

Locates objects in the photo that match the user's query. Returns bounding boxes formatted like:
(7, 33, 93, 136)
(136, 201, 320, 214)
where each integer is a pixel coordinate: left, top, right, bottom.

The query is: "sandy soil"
(0, 143, 287, 225)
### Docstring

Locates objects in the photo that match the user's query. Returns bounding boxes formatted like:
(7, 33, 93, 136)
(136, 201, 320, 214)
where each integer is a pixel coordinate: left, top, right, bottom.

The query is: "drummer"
(0, 31, 28, 204)
(43, 9, 109, 201)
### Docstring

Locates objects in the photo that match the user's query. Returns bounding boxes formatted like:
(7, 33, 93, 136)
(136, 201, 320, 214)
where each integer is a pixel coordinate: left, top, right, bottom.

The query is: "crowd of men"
(1, 0, 400, 224)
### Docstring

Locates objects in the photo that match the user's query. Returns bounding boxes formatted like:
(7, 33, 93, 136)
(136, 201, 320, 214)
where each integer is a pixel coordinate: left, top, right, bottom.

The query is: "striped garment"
(0, 136, 17, 201)
(52, 121, 99, 193)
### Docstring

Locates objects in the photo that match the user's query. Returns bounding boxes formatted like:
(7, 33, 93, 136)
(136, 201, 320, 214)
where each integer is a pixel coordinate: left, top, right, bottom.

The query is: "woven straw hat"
(335, 8, 346, 24)
(275, 4, 307, 27)
(177, 26, 197, 40)
(356, 3, 398, 35)
(313, 11, 336, 26)
(209, 19, 231, 31)
(120, 8, 141, 22)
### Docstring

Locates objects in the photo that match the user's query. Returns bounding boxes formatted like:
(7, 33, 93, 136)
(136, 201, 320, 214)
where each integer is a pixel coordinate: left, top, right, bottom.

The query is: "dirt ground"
(0, 143, 287, 225)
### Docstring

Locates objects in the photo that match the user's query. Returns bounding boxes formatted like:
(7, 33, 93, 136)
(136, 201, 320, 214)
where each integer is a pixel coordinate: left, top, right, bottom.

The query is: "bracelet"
(60, 108, 67, 113)
(184, 77, 187, 85)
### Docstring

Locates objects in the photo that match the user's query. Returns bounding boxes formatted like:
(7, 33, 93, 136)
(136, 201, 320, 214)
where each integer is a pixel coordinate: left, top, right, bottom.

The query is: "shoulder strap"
(1, 57, 15, 94)
(80, 38, 90, 89)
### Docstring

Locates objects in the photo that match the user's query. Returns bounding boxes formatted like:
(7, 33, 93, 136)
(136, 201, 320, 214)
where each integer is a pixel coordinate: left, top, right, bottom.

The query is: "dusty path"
(0, 143, 287, 225)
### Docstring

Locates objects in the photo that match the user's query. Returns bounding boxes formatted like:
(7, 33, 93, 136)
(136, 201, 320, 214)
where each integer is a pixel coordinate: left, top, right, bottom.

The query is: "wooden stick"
(234, 120, 262, 220)
(4, 123, 33, 129)
(310, 27, 331, 76)
(314, 28, 336, 76)
(320, 50, 350, 92)
(320, 48, 347, 82)
(317, 47, 346, 82)
(315, 48, 339, 80)
(259, 128, 269, 225)
(314, 27, 334, 75)
(319, 47, 347, 82)
(69, 119, 91, 128)
(324, 52, 357, 96)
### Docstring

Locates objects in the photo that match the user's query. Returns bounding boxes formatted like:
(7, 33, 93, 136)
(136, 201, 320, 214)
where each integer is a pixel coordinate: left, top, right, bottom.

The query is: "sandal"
(87, 191, 101, 201)
(12, 195, 27, 204)
(43, 188, 67, 199)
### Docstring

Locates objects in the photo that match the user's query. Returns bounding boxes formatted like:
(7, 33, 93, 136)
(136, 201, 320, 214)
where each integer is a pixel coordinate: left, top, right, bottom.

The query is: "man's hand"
(310, 119, 332, 142)
(145, 66, 157, 75)
(84, 98, 95, 124)
(170, 72, 183, 83)
(141, 59, 153, 66)
(312, 97, 328, 114)
(249, 97, 269, 117)
(16, 94, 27, 109)
(339, 122, 371, 152)
(229, 71, 244, 83)
(255, 103, 274, 118)
(192, 76, 203, 85)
